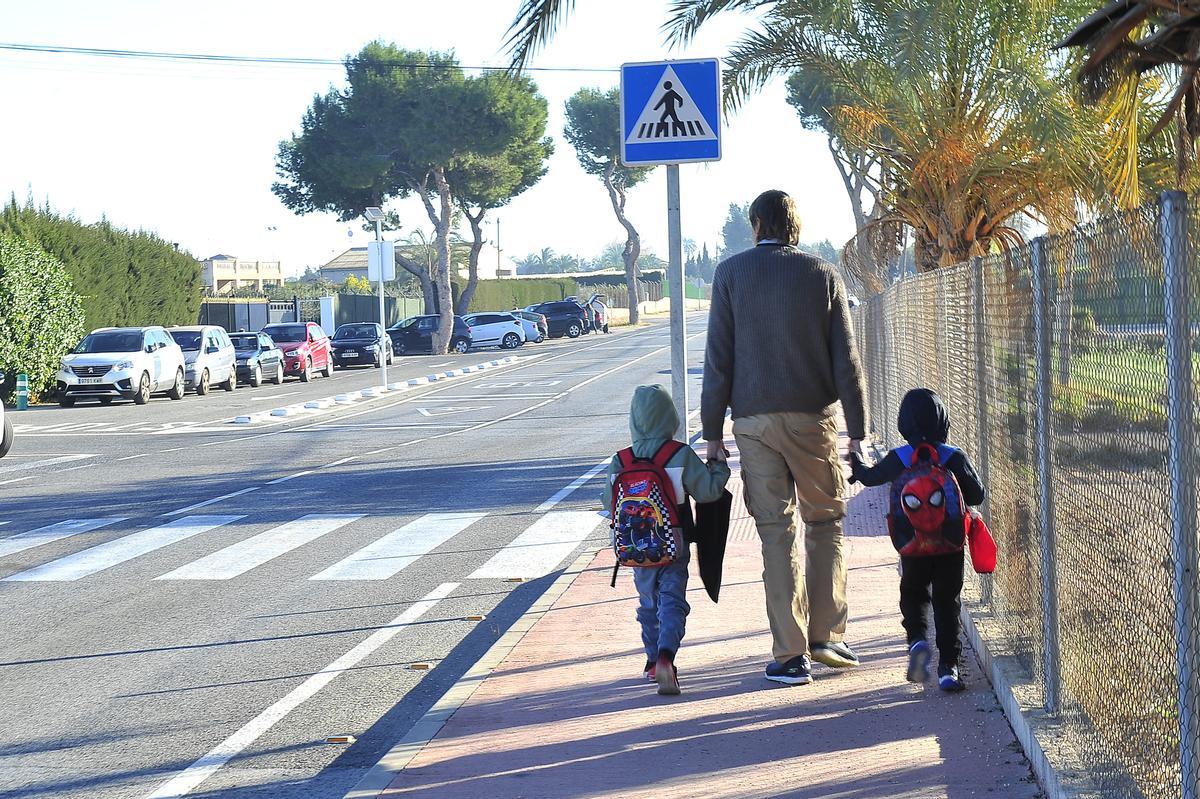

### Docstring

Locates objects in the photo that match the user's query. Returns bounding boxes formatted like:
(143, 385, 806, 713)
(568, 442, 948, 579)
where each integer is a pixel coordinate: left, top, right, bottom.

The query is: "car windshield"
(73, 331, 144, 354)
(229, 335, 258, 350)
(170, 331, 202, 351)
(335, 324, 376, 339)
(264, 325, 306, 342)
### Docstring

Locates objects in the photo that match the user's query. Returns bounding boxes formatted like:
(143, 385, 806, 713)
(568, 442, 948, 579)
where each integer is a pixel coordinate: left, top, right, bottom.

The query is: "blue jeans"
(633, 546, 691, 662)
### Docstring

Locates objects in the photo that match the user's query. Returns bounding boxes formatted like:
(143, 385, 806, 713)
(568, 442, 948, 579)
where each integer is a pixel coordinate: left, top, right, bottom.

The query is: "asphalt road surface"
(0, 316, 708, 799)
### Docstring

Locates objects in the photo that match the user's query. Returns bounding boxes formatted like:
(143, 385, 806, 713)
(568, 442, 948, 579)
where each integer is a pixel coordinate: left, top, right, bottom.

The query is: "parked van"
(168, 326, 238, 395)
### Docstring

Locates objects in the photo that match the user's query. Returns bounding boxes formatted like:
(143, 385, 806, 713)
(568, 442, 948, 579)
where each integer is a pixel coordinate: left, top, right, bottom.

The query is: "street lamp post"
(365, 206, 387, 388)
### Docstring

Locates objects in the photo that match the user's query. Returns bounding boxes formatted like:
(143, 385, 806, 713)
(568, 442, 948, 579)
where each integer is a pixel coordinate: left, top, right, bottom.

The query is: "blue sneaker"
(938, 664, 966, 692)
(906, 640, 931, 683)
(765, 655, 813, 685)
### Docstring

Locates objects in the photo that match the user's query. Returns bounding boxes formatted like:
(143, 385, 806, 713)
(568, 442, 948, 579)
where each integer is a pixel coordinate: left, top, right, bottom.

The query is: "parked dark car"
(229, 331, 284, 387)
(387, 315, 473, 355)
(526, 300, 587, 339)
(331, 322, 394, 369)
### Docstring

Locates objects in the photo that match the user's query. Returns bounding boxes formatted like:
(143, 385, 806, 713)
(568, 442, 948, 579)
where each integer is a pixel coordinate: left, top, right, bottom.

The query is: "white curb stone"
(334, 394, 355, 404)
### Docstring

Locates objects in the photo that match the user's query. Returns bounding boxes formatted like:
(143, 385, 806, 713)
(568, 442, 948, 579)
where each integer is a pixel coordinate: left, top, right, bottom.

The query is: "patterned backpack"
(887, 443, 968, 557)
(610, 441, 685, 583)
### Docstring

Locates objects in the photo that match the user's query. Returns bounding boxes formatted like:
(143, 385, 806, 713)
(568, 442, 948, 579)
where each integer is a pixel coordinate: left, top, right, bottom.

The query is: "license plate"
(79, 377, 103, 385)
(342, 351, 358, 358)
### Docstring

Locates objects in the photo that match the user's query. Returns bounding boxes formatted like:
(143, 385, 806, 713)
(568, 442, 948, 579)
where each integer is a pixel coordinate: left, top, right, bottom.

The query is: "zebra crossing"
(0, 507, 606, 584)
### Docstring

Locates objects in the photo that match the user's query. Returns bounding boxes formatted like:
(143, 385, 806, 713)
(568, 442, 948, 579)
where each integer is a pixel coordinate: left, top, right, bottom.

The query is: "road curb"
(241, 356, 520, 426)
(344, 544, 603, 799)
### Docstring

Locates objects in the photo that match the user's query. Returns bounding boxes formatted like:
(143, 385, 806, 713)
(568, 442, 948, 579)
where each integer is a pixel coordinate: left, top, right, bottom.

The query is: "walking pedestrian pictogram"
(621, 59, 721, 166)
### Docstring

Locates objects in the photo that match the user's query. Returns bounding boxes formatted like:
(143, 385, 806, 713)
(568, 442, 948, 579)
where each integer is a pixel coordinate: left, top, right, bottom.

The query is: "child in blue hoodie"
(603, 385, 730, 695)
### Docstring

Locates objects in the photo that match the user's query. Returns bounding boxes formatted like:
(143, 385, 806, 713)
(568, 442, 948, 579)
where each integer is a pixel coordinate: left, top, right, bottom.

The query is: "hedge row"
(463, 278, 578, 312)
(0, 200, 202, 330)
(0, 234, 85, 401)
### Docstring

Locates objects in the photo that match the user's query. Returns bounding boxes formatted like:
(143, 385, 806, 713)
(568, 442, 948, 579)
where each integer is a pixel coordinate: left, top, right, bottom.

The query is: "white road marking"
(117, 454, 148, 461)
(535, 460, 611, 513)
(311, 512, 485, 581)
(0, 476, 34, 486)
(326, 456, 357, 467)
(415, 406, 490, 417)
(469, 510, 602, 580)
(0, 454, 94, 475)
(142, 582, 458, 799)
(0, 518, 126, 558)
(247, 391, 300, 402)
(266, 470, 313, 485)
(156, 513, 362, 580)
(160, 487, 261, 518)
(3, 515, 243, 581)
(0, 522, 8, 527)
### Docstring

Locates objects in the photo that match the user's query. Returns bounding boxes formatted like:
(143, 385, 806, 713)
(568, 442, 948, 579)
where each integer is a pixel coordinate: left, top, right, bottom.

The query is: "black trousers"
(899, 552, 964, 667)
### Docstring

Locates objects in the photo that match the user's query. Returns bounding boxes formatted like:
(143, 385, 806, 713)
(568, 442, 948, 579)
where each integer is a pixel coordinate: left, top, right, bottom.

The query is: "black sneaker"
(765, 655, 813, 685)
(938, 664, 966, 692)
(811, 641, 860, 668)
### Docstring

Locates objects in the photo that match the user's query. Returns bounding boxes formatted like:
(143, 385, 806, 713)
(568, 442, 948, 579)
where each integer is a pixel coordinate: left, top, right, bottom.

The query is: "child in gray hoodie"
(603, 384, 730, 695)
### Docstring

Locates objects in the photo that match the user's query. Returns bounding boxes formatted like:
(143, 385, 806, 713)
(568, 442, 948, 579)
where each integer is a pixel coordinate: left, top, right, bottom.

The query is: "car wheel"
(566, 322, 582, 338)
(59, 397, 75, 408)
(272, 363, 284, 384)
(502, 333, 520, 349)
(195, 369, 210, 396)
(535, 334, 545, 344)
(387, 349, 393, 365)
(133, 372, 152, 405)
(323, 358, 334, 378)
(167, 368, 185, 400)
(250, 365, 262, 388)
(300, 358, 312, 382)
(223, 369, 237, 392)
(452, 338, 470, 354)
(0, 416, 11, 458)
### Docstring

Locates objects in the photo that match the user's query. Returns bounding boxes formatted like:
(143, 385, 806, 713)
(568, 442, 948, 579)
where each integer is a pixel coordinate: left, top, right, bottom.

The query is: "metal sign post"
(620, 58, 721, 439)
(365, 209, 395, 389)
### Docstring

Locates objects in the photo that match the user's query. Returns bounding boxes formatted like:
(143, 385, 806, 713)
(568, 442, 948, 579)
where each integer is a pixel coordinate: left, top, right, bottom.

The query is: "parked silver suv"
(168, 326, 238, 395)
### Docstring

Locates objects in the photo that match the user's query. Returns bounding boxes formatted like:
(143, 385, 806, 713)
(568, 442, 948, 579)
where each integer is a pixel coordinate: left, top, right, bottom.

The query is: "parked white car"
(0, 370, 10, 458)
(462, 312, 527, 349)
(168, 326, 237, 395)
(57, 327, 186, 406)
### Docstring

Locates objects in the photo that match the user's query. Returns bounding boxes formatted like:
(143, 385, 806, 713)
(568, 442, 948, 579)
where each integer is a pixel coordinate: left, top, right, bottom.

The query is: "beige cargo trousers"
(733, 410, 849, 663)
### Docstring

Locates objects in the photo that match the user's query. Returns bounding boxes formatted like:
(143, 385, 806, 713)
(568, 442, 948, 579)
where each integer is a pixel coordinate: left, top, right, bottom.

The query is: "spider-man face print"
(901, 474, 946, 534)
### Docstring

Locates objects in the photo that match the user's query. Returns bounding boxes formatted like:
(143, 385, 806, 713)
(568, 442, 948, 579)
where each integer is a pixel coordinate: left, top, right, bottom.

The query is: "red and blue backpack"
(887, 443, 968, 557)
(610, 441, 685, 583)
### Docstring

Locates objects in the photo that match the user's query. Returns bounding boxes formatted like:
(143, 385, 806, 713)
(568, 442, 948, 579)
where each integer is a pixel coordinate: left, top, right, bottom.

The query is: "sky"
(0, 0, 853, 278)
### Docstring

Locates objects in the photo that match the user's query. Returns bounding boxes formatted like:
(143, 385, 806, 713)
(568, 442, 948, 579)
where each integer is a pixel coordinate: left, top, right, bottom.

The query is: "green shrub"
(464, 278, 579, 312)
(0, 234, 85, 402)
(0, 199, 202, 329)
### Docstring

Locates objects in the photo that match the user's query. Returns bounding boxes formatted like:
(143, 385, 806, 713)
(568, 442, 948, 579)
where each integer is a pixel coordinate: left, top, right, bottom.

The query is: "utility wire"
(0, 42, 619, 73)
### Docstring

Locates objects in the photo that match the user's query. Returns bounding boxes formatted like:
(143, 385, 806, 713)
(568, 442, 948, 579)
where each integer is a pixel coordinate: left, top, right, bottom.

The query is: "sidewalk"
(375, 430, 1041, 799)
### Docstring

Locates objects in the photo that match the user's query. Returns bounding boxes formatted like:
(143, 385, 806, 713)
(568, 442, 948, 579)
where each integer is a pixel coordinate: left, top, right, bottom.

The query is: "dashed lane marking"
(0, 518, 126, 558)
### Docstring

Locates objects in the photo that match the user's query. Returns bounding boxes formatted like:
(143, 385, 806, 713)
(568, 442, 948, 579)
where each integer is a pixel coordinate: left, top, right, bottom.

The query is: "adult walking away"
(701, 189, 867, 686)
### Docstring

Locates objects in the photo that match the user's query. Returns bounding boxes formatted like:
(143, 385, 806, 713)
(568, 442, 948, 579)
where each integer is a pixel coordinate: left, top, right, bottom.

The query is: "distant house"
(320, 247, 370, 284)
(202, 254, 283, 294)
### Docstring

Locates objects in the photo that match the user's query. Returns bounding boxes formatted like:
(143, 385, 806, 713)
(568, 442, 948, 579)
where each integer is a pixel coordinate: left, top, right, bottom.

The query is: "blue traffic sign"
(620, 58, 721, 166)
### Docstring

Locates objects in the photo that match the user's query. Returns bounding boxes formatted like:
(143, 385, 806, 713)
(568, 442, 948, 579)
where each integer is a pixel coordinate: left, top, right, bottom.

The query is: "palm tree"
(1060, 2, 1199, 188)
(661, 0, 1110, 272)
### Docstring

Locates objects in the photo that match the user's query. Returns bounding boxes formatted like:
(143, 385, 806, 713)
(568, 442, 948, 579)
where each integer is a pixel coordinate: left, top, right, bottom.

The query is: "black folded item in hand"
(693, 489, 733, 603)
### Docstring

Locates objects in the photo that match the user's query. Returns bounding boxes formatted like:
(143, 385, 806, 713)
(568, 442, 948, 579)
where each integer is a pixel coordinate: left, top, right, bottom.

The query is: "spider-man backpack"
(610, 441, 685, 584)
(887, 442, 996, 572)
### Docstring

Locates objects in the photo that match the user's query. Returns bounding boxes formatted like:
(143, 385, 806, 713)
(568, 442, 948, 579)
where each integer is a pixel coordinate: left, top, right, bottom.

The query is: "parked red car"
(260, 322, 334, 382)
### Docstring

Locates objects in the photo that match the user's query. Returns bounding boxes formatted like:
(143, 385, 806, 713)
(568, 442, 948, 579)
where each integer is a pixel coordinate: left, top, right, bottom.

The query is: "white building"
(202, 254, 283, 294)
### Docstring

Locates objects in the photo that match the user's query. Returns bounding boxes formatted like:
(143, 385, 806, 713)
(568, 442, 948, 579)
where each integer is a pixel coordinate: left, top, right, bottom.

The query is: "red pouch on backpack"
(967, 510, 997, 574)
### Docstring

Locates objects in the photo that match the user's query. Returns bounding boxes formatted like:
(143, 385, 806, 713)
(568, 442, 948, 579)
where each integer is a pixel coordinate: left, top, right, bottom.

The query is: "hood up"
(629, 384, 679, 458)
(897, 388, 950, 446)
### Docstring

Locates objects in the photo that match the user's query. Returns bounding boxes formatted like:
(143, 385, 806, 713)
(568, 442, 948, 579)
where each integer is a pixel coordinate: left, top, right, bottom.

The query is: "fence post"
(1161, 190, 1200, 799)
(971, 256, 993, 607)
(1031, 236, 1062, 716)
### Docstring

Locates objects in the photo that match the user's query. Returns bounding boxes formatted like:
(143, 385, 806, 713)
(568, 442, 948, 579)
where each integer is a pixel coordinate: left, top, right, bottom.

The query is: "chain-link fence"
(852, 191, 1200, 799)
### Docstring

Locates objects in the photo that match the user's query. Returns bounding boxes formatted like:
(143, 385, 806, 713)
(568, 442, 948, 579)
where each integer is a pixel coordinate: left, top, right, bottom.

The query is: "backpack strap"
(617, 447, 636, 468)
(651, 440, 686, 469)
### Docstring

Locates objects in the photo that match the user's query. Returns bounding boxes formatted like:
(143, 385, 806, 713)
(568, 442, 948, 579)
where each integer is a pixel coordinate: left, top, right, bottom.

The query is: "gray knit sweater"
(700, 243, 867, 441)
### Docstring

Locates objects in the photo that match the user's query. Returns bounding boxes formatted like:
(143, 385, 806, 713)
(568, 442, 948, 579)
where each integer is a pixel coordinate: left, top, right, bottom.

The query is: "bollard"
(15, 374, 28, 410)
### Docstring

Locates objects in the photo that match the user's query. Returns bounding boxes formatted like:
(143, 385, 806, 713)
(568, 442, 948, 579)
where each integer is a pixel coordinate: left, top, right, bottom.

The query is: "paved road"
(0, 317, 708, 799)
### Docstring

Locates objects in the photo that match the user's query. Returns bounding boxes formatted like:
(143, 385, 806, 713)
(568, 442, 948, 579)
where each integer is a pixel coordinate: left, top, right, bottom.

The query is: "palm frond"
(504, 0, 575, 73)
(661, 0, 773, 48)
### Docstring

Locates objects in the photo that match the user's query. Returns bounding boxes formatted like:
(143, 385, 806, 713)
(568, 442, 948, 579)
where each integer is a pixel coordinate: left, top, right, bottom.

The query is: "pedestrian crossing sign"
(620, 58, 721, 166)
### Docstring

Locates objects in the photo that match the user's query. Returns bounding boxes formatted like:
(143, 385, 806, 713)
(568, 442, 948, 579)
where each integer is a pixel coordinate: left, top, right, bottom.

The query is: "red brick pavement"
(381, 429, 1040, 799)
